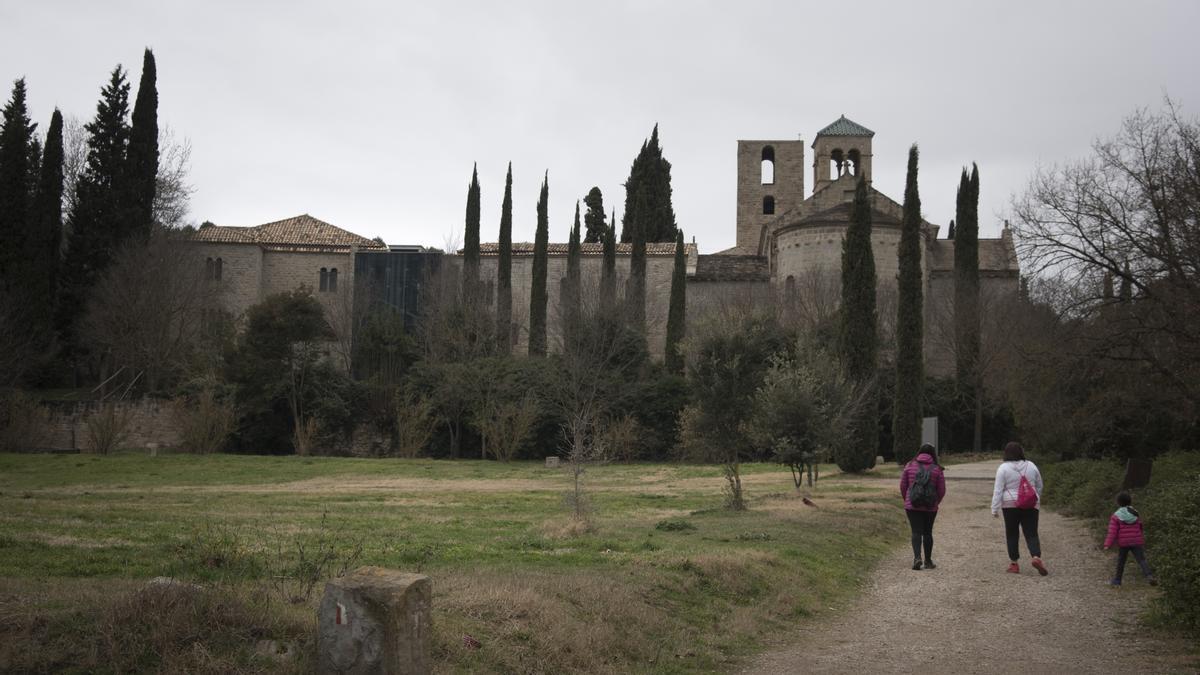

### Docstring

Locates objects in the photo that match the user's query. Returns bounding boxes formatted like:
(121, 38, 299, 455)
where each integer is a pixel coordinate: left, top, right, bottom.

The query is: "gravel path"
(743, 461, 1196, 674)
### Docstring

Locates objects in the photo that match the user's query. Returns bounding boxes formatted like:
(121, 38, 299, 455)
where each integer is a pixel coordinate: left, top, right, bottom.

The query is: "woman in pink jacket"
(1104, 491, 1156, 586)
(899, 444, 946, 571)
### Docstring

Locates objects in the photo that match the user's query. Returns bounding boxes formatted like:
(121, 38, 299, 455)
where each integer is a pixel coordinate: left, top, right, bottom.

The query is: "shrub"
(84, 401, 133, 454)
(173, 385, 235, 454)
(1141, 452, 1200, 634)
(1040, 458, 1123, 520)
(0, 390, 51, 452)
(393, 390, 436, 458)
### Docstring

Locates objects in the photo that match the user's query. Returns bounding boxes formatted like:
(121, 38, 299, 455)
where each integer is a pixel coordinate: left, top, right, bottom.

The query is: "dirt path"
(744, 461, 1196, 675)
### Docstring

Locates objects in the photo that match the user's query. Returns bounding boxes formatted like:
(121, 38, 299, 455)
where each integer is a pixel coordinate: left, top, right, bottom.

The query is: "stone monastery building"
(188, 116, 1019, 371)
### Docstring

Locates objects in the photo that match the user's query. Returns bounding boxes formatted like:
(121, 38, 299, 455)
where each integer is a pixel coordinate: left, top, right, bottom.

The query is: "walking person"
(991, 441, 1049, 575)
(1104, 491, 1157, 586)
(900, 443, 946, 570)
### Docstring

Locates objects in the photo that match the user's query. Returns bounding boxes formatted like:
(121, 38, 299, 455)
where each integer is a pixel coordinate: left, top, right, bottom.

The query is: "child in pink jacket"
(1103, 491, 1157, 586)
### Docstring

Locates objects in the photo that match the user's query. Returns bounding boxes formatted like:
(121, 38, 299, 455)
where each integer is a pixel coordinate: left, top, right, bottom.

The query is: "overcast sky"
(3, 1, 1197, 252)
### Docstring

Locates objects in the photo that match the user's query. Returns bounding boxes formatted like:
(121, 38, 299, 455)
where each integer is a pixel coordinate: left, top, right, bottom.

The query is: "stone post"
(317, 567, 432, 675)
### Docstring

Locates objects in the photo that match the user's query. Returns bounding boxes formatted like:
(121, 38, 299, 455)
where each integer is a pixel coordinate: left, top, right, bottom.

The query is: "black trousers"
(1001, 507, 1041, 560)
(1114, 546, 1153, 581)
(906, 509, 937, 561)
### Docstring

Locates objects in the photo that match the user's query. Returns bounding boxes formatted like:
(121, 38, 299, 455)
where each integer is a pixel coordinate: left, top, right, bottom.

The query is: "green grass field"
(0, 453, 905, 673)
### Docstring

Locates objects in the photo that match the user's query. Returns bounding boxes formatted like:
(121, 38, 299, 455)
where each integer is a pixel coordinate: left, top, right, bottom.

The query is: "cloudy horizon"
(3, 0, 1197, 253)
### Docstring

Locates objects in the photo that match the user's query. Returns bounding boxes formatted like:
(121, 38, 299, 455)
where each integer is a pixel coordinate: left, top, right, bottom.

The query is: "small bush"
(1040, 458, 1122, 520)
(0, 390, 50, 452)
(173, 386, 235, 454)
(655, 519, 696, 532)
(84, 401, 133, 454)
(393, 390, 436, 458)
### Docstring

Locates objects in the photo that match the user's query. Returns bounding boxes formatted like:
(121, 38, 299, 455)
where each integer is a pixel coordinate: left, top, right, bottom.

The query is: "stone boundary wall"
(41, 398, 182, 451)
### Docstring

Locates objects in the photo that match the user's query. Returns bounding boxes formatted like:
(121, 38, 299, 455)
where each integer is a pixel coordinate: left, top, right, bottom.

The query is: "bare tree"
(82, 230, 213, 392)
(1011, 99, 1200, 406)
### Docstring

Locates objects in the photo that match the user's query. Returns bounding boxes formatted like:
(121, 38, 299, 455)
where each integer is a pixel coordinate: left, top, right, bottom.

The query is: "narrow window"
(329, 268, 338, 292)
(319, 267, 329, 292)
(785, 275, 796, 296)
(761, 145, 775, 185)
(214, 257, 223, 281)
(205, 257, 214, 280)
(763, 195, 775, 215)
(831, 149, 845, 178)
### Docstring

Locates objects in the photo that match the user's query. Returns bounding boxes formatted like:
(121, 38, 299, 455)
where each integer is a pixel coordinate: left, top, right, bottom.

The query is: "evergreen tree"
(0, 78, 37, 294)
(565, 200, 581, 309)
(954, 165, 980, 387)
(621, 125, 677, 243)
(1102, 272, 1115, 300)
(837, 176, 878, 472)
(600, 210, 616, 312)
(125, 48, 157, 238)
(28, 109, 64, 331)
(583, 186, 606, 243)
(892, 145, 925, 464)
(1119, 261, 1132, 302)
(665, 229, 687, 374)
(462, 163, 481, 302)
(954, 165, 982, 452)
(947, 219, 956, 239)
(626, 187, 648, 339)
(496, 163, 513, 352)
(528, 172, 549, 357)
(58, 66, 132, 353)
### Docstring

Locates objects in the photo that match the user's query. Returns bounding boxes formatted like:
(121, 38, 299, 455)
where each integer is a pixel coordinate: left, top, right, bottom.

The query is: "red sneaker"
(1031, 558, 1049, 576)
(1006, 562, 1020, 574)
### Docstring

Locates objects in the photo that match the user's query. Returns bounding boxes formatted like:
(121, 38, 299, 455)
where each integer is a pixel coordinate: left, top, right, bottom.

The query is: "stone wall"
(479, 251, 679, 359)
(42, 398, 182, 451)
(187, 242, 263, 320)
(736, 139, 806, 254)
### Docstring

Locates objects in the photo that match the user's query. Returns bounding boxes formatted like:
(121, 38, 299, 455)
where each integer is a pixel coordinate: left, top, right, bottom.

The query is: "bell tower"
(735, 138, 805, 254)
(811, 115, 874, 195)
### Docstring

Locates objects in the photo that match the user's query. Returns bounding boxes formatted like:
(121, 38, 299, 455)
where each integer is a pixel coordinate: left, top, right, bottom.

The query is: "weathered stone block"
(318, 567, 431, 675)
(545, 456, 560, 468)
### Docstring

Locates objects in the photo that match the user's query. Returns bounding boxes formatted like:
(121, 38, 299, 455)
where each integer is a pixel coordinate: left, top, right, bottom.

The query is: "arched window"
(214, 257, 223, 281)
(329, 268, 338, 292)
(785, 275, 796, 296)
(763, 195, 775, 215)
(319, 267, 329, 292)
(831, 149, 845, 177)
(205, 257, 214, 280)
(761, 145, 775, 185)
(847, 149, 861, 176)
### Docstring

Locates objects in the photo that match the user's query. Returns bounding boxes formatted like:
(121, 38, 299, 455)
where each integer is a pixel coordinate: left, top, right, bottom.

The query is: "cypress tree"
(600, 210, 616, 312)
(621, 125, 677, 243)
(462, 163, 481, 302)
(496, 163, 513, 352)
(58, 66, 132, 351)
(565, 200, 581, 308)
(28, 109, 64, 330)
(1102, 272, 1115, 300)
(892, 145, 925, 464)
(626, 187, 648, 339)
(528, 172, 549, 357)
(125, 48, 157, 238)
(1119, 262, 1132, 302)
(947, 220, 955, 239)
(0, 77, 37, 295)
(954, 165, 980, 387)
(583, 187, 606, 243)
(665, 229, 687, 374)
(837, 175, 878, 473)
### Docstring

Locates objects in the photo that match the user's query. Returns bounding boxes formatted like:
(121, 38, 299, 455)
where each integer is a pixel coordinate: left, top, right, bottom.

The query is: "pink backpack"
(1015, 464, 1038, 509)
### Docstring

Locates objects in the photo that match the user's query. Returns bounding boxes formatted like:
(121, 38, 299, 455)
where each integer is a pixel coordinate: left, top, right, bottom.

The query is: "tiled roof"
(815, 115, 875, 138)
(692, 255, 770, 282)
(189, 214, 387, 251)
(477, 242, 693, 256)
(794, 202, 902, 227)
(927, 237, 1020, 274)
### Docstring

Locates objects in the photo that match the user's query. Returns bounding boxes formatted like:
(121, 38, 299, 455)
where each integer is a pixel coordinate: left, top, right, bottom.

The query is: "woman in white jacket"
(991, 441, 1049, 576)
